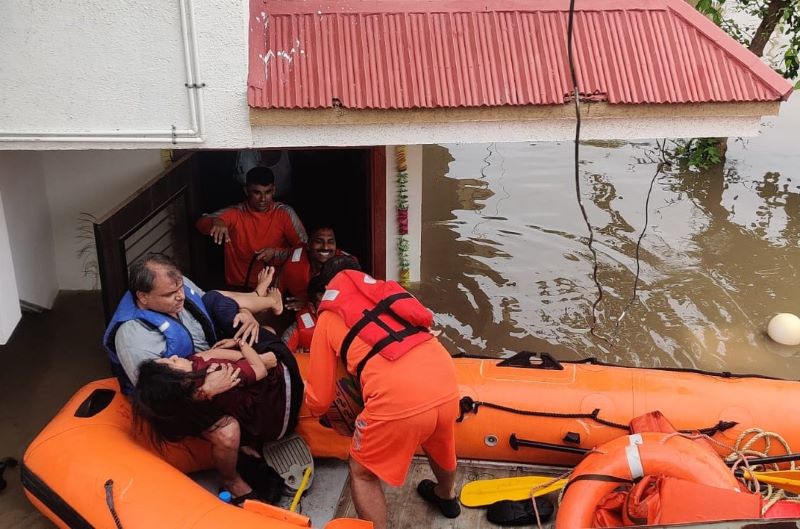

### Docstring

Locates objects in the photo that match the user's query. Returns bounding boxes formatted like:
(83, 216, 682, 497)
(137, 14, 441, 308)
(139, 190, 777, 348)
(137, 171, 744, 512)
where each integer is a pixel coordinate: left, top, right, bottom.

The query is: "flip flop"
(486, 498, 554, 526)
(262, 433, 314, 492)
(417, 479, 461, 518)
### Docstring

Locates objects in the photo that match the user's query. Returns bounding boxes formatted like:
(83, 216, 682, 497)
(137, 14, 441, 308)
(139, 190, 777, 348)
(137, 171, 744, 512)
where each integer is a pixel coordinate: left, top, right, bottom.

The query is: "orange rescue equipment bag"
(555, 432, 744, 529)
(594, 475, 762, 527)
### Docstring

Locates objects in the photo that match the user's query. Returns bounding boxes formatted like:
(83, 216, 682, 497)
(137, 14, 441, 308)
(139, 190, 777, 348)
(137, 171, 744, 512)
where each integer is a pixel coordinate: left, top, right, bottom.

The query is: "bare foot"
(266, 287, 283, 316)
(256, 266, 275, 297)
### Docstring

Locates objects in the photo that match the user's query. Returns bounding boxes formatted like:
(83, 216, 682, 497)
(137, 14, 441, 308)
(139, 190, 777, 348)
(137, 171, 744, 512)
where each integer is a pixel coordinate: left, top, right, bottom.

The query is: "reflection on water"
(415, 96, 800, 378)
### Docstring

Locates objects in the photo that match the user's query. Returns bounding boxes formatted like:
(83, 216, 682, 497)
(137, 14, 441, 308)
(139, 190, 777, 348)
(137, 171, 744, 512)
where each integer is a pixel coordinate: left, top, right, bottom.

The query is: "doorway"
(94, 147, 385, 322)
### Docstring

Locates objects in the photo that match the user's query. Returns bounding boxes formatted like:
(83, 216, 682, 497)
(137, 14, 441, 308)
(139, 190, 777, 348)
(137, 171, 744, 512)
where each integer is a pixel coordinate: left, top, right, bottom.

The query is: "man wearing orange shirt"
(196, 167, 307, 289)
(304, 257, 461, 529)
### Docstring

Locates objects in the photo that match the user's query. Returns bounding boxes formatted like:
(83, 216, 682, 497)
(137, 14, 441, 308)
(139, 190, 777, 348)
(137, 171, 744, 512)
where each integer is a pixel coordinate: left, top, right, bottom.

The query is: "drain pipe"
(0, 0, 204, 144)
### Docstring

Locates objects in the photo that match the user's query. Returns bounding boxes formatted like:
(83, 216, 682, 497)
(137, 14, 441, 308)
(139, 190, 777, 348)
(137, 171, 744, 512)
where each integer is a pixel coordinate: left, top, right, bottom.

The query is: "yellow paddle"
(460, 468, 800, 508)
(460, 475, 568, 507)
(741, 469, 800, 494)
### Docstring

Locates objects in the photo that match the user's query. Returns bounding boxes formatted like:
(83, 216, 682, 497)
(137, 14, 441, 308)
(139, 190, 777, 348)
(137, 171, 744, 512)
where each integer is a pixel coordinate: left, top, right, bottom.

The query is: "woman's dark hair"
(132, 360, 223, 448)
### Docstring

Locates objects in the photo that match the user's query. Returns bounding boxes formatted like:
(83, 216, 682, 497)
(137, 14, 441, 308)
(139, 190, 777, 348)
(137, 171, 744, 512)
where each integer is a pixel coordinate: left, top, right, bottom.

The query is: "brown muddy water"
(415, 95, 800, 379)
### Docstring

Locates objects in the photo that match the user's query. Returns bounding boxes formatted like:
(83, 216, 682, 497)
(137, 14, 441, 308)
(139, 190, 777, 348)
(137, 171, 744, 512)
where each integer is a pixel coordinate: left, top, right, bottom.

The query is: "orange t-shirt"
(305, 311, 459, 421)
(196, 202, 306, 288)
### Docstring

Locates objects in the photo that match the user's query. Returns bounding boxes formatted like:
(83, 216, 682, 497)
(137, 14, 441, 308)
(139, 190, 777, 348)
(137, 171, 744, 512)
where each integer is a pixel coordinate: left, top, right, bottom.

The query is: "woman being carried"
(133, 337, 298, 503)
(133, 269, 301, 504)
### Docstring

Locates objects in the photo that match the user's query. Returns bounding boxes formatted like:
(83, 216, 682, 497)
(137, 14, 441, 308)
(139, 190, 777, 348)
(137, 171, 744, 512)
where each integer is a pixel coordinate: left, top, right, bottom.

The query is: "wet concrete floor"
(0, 291, 109, 528)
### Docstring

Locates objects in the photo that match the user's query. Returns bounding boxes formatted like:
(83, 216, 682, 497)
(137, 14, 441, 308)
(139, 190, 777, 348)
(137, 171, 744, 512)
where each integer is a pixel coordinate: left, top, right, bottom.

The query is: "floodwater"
(415, 95, 800, 378)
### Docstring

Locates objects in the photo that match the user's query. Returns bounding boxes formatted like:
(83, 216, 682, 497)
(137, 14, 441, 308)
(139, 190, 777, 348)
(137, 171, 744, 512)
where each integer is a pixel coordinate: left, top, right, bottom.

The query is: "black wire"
(609, 140, 667, 342)
(567, 0, 609, 344)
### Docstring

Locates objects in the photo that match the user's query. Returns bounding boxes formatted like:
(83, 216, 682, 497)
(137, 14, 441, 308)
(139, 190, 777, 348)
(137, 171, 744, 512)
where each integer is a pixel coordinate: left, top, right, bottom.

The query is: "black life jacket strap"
(562, 473, 633, 496)
(339, 292, 415, 367)
(354, 325, 428, 379)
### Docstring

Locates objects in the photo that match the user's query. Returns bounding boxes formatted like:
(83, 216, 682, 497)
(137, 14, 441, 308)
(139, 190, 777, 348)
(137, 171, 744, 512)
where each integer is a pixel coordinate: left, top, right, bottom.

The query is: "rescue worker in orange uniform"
(304, 256, 461, 529)
(196, 167, 307, 289)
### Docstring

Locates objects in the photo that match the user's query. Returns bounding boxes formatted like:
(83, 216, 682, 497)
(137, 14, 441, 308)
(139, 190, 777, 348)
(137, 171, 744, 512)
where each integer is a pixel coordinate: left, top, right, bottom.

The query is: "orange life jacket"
(318, 270, 433, 379)
(295, 306, 317, 350)
(281, 246, 354, 300)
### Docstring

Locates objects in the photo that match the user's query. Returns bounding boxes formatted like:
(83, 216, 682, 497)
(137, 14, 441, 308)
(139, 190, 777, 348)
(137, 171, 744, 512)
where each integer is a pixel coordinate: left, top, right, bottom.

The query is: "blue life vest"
(103, 285, 216, 394)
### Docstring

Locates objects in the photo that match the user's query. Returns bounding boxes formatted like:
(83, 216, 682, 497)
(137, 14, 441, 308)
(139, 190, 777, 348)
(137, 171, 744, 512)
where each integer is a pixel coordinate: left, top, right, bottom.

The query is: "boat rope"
(458, 396, 737, 437)
(458, 396, 627, 430)
(104, 479, 125, 529)
(724, 428, 800, 513)
(533, 468, 574, 529)
(675, 428, 800, 514)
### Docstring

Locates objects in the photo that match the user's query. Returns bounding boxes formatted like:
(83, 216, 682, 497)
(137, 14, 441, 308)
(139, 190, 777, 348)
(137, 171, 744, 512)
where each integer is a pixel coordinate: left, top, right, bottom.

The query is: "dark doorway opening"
(94, 147, 385, 322)
(194, 148, 376, 289)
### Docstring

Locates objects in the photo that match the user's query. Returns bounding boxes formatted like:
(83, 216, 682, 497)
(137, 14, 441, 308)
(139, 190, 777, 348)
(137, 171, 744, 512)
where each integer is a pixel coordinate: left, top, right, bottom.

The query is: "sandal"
(486, 498, 555, 526)
(416, 479, 461, 518)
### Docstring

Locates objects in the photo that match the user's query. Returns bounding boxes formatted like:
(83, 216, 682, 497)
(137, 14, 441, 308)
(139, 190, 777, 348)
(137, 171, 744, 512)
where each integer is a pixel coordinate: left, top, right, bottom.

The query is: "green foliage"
(669, 138, 724, 171)
(670, 1, 798, 170)
(694, 0, 800, 79)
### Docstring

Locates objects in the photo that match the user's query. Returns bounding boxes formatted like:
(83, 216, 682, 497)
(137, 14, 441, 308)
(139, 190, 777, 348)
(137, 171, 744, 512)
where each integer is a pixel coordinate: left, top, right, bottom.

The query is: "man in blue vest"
(103, 253, 261, 499)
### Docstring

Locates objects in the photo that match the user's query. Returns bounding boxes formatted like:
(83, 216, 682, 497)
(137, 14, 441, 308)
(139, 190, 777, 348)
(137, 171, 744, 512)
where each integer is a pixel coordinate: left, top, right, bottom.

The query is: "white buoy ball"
(767, 313, 800, 346)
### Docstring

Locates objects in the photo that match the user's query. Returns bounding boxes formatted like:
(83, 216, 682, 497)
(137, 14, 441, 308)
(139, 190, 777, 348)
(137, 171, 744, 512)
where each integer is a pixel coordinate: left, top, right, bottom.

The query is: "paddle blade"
(460, 476, 567, 507)
(744, 470, 800, 494)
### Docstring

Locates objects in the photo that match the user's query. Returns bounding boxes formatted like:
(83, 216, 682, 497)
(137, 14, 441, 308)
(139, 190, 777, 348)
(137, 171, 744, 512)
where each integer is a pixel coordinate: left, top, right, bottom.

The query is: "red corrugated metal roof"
(248, 0, 793, 110)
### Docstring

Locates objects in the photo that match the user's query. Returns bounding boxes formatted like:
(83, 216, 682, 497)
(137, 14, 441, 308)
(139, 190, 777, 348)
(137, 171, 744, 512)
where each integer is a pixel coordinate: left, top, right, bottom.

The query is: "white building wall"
(40, 151, 163, 290)
(0, 152, 58, 308)
(0, 0, 776, 151)
(0, 191, 21, 344)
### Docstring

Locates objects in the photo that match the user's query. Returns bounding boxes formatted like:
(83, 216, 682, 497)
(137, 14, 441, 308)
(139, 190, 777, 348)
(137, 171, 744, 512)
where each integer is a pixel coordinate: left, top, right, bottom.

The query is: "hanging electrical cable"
(609, 140, 669, 343)
(566, 0, 663, 347)
(566, 0, 610, 345)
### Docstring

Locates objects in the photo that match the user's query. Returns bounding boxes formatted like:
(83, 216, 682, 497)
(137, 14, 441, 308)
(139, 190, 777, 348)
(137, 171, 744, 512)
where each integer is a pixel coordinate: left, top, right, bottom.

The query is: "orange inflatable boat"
(21, 378, 367, 529)
(23, 351, 800, 528)
(297, 351, 800, 465)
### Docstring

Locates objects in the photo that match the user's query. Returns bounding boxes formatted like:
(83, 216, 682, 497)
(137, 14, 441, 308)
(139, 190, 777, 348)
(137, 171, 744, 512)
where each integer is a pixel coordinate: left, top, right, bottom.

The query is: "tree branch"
(748, 0, 789, 57)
